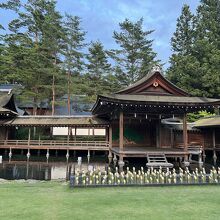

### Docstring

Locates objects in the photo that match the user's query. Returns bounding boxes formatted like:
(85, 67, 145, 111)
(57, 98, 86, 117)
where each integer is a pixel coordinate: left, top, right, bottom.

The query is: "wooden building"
(194, 116, 220, 164)
(92, 66, 220, 168)
(0, 66, 220, 168)
(0, 91, 18, 140)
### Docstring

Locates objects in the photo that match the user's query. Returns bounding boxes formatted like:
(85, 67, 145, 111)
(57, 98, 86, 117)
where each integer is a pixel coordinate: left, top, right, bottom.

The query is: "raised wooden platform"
(111, 146, 188, 158)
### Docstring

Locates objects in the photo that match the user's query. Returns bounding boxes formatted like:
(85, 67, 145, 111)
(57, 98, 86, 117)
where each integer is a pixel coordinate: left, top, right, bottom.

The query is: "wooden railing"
(0, 140, 109, 150)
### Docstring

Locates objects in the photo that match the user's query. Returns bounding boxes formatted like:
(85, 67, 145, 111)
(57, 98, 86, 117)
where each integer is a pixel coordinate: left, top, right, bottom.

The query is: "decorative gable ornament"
(153, 81, 159, 87)
(152, 65, 162, 72)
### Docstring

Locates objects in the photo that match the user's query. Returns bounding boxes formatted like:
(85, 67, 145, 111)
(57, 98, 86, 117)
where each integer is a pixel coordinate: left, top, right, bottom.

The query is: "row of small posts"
(5, 148, 92, 164)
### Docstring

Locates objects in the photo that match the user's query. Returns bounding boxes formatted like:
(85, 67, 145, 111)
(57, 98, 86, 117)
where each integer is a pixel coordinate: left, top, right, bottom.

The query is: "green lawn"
(0, 182, 220, 220)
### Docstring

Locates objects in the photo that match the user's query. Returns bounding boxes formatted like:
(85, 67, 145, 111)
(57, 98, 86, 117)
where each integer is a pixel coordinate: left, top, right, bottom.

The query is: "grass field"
(0, 182, 220, 220)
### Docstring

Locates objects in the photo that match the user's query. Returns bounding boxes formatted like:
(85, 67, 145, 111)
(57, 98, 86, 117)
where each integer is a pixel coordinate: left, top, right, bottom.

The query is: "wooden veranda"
(92, 66, 220, 169)
(0, 115, 110, 161)
(0, 66, 220, 168)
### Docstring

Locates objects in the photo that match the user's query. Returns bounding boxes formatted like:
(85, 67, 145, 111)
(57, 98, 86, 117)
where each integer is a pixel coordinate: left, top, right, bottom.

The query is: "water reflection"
(0, 153, 218, 180)
(0, 161, 107, 180)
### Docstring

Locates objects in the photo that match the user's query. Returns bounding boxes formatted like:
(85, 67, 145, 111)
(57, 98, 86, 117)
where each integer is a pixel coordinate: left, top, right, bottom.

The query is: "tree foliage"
(0, 0, 65, 114)
(167, 2, 220, 98)
(2, 0, 219, 117)
(112, 18, 159, 87)
(62, 14, 86, 113)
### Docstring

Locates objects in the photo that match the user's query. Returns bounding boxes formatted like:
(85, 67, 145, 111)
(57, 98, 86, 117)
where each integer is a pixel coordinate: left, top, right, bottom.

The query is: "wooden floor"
(111, 146, 188, 158)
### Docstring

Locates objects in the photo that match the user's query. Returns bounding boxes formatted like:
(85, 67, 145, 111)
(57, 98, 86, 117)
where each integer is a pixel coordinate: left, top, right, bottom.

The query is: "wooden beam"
(183, 113, 188, 160)
(119, 111, 124, 152)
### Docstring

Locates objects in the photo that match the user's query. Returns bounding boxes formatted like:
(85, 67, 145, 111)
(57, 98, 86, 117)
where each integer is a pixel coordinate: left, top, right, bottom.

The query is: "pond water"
(0, 161, 108, 180)
(0, 152, 218, 180)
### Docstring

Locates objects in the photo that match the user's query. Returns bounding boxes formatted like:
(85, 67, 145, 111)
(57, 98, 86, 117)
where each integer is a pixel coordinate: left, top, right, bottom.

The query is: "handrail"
(0, 139, 109, 148)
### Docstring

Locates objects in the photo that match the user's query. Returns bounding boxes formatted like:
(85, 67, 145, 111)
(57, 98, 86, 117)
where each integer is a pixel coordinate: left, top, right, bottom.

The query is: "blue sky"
(0, 0, 200, 69)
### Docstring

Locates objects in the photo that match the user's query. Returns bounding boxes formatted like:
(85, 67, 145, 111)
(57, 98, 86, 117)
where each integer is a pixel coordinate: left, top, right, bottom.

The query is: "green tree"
(0, 0, 65, 114)
(62, 14, 86, 114)
(167, 2, 220, 98)
(192, 0, 220, 98)
(112, 18, 158, 86)
(166, 5, 200, 95)
(85, 40, 113, 101)
(41, 1, 64, 115)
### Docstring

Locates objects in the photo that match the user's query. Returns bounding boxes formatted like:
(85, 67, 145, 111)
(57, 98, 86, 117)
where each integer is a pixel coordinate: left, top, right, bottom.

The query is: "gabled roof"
(98, 94, 219, 104)
(0, 106, 17, 115)
(0, 115, 109, 127)
(0, 92, 13, 107)
(92, 66, 220, 116)
(0, 92, 18, 115)
(194, 116, 220, 128)
(116, 66, 189, 96)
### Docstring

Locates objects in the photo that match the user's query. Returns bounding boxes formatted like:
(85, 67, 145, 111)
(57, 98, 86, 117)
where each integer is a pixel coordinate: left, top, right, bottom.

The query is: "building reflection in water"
(0, 161, 107, 180)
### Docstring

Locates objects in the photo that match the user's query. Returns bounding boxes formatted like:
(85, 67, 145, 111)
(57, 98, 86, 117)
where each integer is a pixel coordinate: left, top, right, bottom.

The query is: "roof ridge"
(115, 66, 189, 96)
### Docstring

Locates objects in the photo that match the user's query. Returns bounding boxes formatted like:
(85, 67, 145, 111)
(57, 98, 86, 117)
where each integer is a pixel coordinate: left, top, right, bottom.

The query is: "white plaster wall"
(52, 127, 106, 136)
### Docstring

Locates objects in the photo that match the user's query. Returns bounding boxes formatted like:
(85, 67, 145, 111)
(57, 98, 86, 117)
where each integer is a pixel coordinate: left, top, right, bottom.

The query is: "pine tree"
(166, 4, 202, 95)
(192, 0, 220, 97)
(167, 2, 220, 98)
(62, 14, 86, 114)
(85, 40, 113, 101)
(0, 0, 64, 114)
(40, 0, 64, 115)
(112, 18, 158, 86)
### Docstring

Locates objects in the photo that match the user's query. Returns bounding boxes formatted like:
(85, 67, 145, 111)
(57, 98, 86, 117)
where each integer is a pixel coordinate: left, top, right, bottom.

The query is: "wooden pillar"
(46, 149, 49, 163)
(5, 127, 9, 142)
(70, 127, 73, 140)
(118, 154, 124, 172)
(170, 128, 174, 148)
(108, 126, 113, 164)
(105, 127, 108, 142)
(213, 129, 216, 148)
(27, 148, 30, 161)
(67, 127, 70, 146)
(74, 127, 77, 142)
(66, 149, 69, 163)
(119, 112, 124, 171)
(213, 129, 217, 165)
(156, 120, 161, 148)
(87, 150, 90, 163)
(109, 126, 112, 149)
(119, 111, 124, 152)
(28, 128, 31, 146)
(183, 113, 188, 162)
(9, 148, 12, 162)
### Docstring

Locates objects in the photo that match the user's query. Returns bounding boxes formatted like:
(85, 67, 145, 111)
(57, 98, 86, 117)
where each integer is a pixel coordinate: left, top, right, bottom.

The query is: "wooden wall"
(203, 128, 220, 149)
(173, 130, 204, 147)
(112, 118, 157, 147)
(0, 127, 6, 140)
